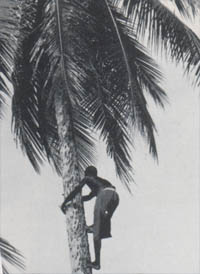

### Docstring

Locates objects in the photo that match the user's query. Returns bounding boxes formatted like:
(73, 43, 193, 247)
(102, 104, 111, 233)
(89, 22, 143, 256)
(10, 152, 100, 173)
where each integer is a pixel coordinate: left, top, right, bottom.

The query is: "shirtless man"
(61, 166, 119, 270)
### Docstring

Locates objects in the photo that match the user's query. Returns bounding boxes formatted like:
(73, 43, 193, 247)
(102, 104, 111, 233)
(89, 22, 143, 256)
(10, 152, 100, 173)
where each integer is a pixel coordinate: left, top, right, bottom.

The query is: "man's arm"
(82, 191, 96, 202)
(61, 179, 86, 213)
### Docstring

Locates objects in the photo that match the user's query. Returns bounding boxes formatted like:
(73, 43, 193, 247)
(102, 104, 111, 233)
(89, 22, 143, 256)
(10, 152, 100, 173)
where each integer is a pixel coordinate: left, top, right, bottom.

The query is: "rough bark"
(55, 89, 92, 274)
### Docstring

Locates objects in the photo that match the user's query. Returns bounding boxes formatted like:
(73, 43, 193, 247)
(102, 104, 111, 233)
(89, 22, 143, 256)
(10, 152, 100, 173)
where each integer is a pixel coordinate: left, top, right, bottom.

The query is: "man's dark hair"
(85, 166, 97, 177)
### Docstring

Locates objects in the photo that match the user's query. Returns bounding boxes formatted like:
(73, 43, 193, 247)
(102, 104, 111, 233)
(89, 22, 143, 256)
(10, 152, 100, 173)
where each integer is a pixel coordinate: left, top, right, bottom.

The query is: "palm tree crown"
(0, 0, 199, 188)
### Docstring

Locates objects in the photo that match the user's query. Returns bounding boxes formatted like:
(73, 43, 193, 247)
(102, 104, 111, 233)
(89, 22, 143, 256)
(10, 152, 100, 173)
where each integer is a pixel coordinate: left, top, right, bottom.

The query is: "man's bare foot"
(87, 261, 100, 270)
(86, 225, 93, 233)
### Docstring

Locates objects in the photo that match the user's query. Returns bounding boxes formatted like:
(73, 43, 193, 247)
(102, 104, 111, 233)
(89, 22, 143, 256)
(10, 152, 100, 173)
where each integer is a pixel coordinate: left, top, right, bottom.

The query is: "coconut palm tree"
(0, 237, 25, 274)
(0, 0, 200, 274)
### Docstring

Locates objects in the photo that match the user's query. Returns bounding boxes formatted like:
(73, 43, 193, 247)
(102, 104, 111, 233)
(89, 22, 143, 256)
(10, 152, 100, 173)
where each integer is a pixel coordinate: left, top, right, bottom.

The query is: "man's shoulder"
(81, 176, 98, 185)
(97, 177, 110, 183)
(81, 176, 113, 188)
(97, 177, 112, 187)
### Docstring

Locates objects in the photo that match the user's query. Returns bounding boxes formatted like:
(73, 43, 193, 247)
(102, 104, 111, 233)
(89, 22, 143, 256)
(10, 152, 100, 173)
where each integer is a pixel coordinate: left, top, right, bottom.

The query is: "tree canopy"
(0, 0, 199, 189)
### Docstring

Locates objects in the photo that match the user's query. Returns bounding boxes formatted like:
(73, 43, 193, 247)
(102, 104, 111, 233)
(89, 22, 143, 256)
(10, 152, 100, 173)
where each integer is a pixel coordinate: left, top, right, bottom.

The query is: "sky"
(0, 3, 200, 274)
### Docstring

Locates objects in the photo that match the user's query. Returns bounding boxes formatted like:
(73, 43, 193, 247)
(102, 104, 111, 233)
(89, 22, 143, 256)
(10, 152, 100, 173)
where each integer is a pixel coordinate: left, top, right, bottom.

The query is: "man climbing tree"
(1, 1, 200, 273)
(61, 166, 119, 270)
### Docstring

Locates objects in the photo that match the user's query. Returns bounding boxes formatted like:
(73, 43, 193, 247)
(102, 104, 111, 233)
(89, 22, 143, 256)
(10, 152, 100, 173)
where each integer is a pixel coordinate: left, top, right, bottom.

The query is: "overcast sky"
(1, 3, 200, 274)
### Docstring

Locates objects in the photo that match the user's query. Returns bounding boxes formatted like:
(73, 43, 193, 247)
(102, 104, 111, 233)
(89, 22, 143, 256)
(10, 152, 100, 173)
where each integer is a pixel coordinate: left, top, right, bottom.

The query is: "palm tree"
(0, 237, 25, 274)
(0, 0, 200, 274)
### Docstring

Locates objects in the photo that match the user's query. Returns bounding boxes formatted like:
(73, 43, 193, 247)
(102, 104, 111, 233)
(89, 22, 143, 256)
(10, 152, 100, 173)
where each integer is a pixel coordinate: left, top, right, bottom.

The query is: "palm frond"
(30, 0, 97, 176)
(170, 0, 197, 18)
(115, 0, 200, 86)
(75, 0, 136, 187)
(112, 12, 167, 107)
(31, 0, 135, 187)
(12, 0, 168, 188)
(134, 44, 167, 108)
(81, 84, 134, 190)
(75, 0, 164, 186)
(12, 0, 47, 172)
(173, 0, 200, 17)
(95, 1, 159, 156)
(0, 237, 25, 274)
(0, 1, 17, 118)
(2, 265, 9, 274)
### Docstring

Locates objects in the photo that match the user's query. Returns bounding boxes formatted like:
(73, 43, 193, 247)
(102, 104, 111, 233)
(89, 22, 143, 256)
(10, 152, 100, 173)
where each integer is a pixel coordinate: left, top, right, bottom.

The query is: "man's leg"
(94, 238, 101, 268)
(87, 192, 104, 269)
(87, 198, 101, 270)
(88, 238, 101, 270)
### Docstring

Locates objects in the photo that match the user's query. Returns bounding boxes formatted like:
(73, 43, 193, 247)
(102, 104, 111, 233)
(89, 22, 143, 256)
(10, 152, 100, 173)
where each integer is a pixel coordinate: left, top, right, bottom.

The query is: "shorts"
(93, 188, 119, 240)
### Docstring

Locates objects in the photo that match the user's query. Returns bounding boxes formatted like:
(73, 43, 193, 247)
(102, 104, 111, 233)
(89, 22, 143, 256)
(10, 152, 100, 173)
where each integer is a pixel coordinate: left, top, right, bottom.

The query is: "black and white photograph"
(0, 1, 200, 274)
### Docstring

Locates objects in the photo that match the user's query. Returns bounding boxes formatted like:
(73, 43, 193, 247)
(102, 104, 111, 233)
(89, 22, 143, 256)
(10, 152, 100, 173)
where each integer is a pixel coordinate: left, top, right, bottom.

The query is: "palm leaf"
(75, 0, 166, 186)
(30, 0, 97, 176)
(12, 0, 49, 172)
(112, 11, 167, 107)
(170, 0, 197, 17)
(115, 0, 200, 86)
(30, 0, 133, 187)
(81, 82, 134, 190)
(0, 237, 25, 274)
(134, 43, 167, 108)
(13, 0, 167, 188)
(90, 1, 159, 155)
(0, 1, 17, 118)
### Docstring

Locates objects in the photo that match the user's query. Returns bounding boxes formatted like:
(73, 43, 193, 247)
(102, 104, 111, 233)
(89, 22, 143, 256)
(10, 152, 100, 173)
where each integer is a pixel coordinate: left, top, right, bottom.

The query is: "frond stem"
(55, 0, 70, 92)
(104, 0, 134, 92)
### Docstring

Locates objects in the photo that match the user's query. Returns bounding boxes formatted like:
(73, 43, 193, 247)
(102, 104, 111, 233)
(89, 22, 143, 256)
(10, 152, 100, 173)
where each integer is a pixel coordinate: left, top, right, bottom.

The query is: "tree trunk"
(55, 89, 92, 274)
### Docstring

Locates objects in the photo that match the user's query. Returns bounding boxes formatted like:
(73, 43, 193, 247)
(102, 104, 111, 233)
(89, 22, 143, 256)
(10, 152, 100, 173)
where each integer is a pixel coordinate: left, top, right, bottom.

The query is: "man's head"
(85, 166, 97, 177)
